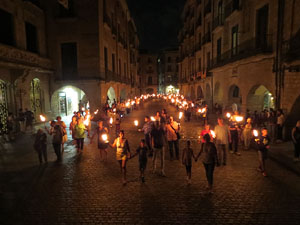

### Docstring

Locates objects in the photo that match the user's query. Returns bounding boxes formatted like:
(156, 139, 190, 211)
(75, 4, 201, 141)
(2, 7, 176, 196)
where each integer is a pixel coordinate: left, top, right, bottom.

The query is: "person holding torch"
(91, 121, 109, 161)
(254, 128, 270, 177)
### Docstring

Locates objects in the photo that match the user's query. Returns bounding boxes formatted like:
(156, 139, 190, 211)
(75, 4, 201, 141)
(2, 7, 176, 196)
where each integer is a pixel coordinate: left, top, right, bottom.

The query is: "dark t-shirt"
(136, 147, 148, 161)
(258, 135, 270, 152)
(151, 127, 165, 148)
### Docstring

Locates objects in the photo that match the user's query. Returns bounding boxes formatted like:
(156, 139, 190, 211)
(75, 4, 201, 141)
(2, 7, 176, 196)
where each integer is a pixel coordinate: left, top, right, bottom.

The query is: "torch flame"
(39, 115, 46, 122)
(134, 120, 139, 126)
(179, 112, 183, 120)
(253, 130, 259, 137)
(94, 109, 99, 115)
(101, 134, 108, 142)
(150, 116, 155, 121)
(109, 117, 113, 124)
(235, 116, 244, 122)
(226, 112, 231, 118)
(210, 130, 216, 138)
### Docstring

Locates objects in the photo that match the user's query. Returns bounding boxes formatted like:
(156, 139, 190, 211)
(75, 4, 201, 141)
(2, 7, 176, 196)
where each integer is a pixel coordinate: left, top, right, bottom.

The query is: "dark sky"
(127, 0, 185, 51)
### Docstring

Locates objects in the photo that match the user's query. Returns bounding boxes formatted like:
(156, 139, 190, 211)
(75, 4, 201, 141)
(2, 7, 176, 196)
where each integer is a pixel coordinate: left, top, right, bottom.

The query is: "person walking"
(46, 121, 63, 162)
(34, 129, 48, 164)
(243, 118, 252, 150)
(140, 116, 153, 157)
(196, 134, 219, 193)
(166, 116, 180, 160)
(18, 108, 25, 132)
(24, 108, 34, 133)
(74, 117, 86, 152)
(292, 120, 300, 162)
(182, 140, 196, 184)
(214, 118, 231, 166)
(229, 111, 241, 156)
(91, 121, 109, 161)
(110, 130, 131, 185)
(255, 128, 270, 177)
(69, 116, 77, 143)
(56, 116, 67, 153)
(130, 139, 148, 183)
(151, 121, 166, 176)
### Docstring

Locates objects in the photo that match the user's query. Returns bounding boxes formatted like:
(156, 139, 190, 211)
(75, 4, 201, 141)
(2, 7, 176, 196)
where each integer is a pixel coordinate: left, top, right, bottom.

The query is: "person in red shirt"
(199, 124, 213, 144)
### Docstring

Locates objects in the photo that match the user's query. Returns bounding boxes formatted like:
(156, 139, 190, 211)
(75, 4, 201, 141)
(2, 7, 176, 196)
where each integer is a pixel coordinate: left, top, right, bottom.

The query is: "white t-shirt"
(214, 124, 229, 145)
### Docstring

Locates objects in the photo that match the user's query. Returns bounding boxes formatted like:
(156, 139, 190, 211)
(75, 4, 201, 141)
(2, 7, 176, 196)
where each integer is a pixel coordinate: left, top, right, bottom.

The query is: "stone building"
(158, 48, 179, 94)
(178, 0, 300, 137)
(0, 0, 52, 133)
(0, 0, 140, 131)
(138, 50, 158, 94)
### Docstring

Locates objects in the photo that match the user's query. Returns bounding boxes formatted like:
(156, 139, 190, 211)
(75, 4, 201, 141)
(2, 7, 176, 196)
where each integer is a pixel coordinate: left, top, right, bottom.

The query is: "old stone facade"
(178, 0, 300, 135)
(138, 51, 158, 94)
(0, 0, 140, 127)
(159, 48, 179, 94)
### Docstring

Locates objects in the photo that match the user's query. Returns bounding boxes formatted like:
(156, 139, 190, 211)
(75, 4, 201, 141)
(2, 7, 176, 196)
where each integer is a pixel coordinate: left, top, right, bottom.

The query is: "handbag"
(170, 124, 181, 140)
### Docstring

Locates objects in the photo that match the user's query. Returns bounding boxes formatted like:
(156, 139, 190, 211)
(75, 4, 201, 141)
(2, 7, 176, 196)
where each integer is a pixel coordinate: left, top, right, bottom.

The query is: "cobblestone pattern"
(1, 100, 300, 225)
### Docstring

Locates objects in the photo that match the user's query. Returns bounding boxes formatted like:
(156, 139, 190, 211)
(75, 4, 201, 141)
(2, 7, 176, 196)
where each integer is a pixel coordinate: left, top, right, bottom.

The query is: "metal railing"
(211, 37, 273, 69)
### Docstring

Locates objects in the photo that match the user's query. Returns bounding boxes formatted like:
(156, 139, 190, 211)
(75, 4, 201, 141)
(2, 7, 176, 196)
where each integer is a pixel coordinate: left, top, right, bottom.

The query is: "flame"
(134, 120, 139, 126)
(210, 130, 216, 138)
(179, 112, 183, 119)
(94, 109, 99, 114)
(109, 117, 113, 124)
(235, 116, 244, 122)
(39, 115, 46, 122)
(101, 134, 108, 142)
(253, 130, 259, 137)
(226, 112, 231, 118)
(81, 107, 85, 111)
(150, 116, 155, 121)
(171, 98, 175, 103)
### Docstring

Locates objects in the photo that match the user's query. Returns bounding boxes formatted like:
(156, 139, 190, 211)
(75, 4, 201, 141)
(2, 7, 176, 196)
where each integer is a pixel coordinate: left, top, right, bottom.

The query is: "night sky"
(127, 0, 185, 51)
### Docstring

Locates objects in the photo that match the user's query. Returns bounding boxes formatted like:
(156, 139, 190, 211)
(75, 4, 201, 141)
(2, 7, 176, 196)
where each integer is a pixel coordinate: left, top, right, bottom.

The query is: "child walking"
(182, 140, 196, 184)
(256, 128, 270, 177)
(34, 129, 48, 164)
(131, 139, 148, 183)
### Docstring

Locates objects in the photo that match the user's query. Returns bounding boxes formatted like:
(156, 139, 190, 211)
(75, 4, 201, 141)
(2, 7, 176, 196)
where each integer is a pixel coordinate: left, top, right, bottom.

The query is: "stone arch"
(107, 86, 116, 106)
(197, 85, 204, 99)
(285, 94, 300, 140)
(246, 85, 274, 112)
(51, 85, 88, 116)
(191, 86, 196, 100)
(205, 83, 211, 100)
(228, 84, 242, 111)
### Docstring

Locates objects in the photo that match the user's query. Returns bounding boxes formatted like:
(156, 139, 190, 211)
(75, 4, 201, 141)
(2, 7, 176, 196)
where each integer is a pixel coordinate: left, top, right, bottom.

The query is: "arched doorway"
(197, 86, 204, 99)
(51, 85, 88, 116)
(214, 82, 221, 102)
(107, 86, 116, 106)
(228, 84, 242, 111)
(120, 88, 126, 103)
(30, 78, 42, 118)
(146, 88, 154, 94)
(247, 85, 274, 112)
(0, 79, 8, 133)
(191, 86, 195, 100)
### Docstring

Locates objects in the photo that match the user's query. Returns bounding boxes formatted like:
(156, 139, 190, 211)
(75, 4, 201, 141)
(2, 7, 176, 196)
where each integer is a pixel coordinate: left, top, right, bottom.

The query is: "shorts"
(185, 165, 192, 173)
(139, 160, 147, 170)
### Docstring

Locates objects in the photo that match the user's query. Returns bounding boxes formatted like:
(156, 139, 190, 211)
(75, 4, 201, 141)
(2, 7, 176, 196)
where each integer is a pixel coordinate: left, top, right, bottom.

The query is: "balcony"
(210, 37, 273, 69)
(212, 15, 224, 31)
(202, 32, 211, 45)
(225, 0, 241, 19)
(105, 70, 132, 84)
(0, 43, 52, 70)
(204, 1, 211, 16)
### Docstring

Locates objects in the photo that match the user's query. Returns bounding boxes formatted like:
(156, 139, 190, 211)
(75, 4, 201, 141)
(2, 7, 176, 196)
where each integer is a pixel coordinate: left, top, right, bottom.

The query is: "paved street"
(1, 100, 300, 225)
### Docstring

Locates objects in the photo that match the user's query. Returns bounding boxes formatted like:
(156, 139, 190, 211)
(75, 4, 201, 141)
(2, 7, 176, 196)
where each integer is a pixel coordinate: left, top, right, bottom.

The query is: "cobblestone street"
(1, 100, 300, 225)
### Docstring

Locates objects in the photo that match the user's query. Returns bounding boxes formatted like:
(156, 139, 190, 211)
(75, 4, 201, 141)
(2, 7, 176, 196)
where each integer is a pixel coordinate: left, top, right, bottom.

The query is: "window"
(233, 86, 239, 98)
(168, 57, 171, 63)
(58, 0, 75, 18)
(112, 54, 115, 72)
(148, 76, 152, 85)
(198, 58, 201, 71)
(232, 25, 238, 55)
(167, 65, 172, 72)
(256, 4, 269, 48)
(104, 47, 108, 70)
(0, 8, 14, 46)
(25, 22, 38, 53)
(61, 42, 77, 79)
(199, 33, 202, 44)
(207, 52, 211, 69)
(217, 1, 223, 24)
(217, 38, 222, 60)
